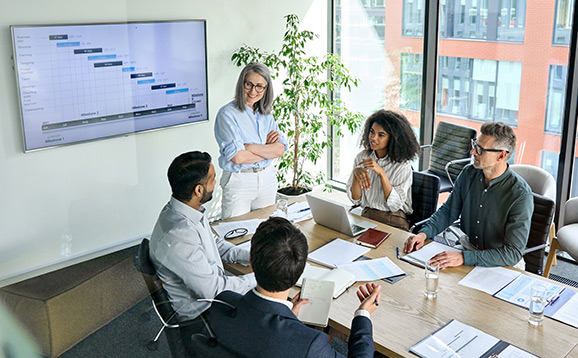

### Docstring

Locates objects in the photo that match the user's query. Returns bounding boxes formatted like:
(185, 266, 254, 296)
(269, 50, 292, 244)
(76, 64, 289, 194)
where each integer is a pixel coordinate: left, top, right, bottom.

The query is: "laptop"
(306, 194, 377, 236)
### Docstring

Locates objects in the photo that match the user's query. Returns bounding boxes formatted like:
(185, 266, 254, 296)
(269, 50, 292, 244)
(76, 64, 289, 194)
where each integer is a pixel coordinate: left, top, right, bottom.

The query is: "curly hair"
(359, 110, 421, 163)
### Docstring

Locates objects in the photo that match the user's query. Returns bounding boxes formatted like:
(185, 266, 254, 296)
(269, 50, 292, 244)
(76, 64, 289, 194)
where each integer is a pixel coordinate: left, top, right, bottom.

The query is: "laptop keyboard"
(351, 224, 365, 235)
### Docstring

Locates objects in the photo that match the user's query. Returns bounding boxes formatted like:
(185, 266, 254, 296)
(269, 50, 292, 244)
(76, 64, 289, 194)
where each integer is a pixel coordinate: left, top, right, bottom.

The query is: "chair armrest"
(523, 244, 548, 255)
(444, 157, 472, 187)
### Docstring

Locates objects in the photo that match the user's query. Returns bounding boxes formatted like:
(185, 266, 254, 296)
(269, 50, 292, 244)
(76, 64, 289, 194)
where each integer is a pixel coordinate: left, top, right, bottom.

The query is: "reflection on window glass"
(545, 65, 568, 133)
(553, 0, 574, 45)
(404, 0, 526, 42)
(401, 53, 423, 111)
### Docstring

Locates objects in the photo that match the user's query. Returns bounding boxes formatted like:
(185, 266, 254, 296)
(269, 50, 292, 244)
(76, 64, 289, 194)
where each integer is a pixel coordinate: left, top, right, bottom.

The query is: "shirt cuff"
(354, 309, 371, 319)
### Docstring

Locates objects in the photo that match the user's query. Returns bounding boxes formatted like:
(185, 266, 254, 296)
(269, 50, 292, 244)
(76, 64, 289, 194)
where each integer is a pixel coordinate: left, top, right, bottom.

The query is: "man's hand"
(290, 292, 310, 316)
(404, 232, 427, 253)
(266, 130, 280, 144)
(429, 251, 464, 268)
(353, 167, 371, 189)
(356, 283, 382, 314)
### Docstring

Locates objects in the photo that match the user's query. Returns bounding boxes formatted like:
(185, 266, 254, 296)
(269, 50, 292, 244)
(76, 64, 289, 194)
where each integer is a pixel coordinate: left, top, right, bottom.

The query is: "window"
(553, 0, 574, 45)
(400, 53, 423, 111)
(406, 0, 526, 42)
(545, 65, 568, 133)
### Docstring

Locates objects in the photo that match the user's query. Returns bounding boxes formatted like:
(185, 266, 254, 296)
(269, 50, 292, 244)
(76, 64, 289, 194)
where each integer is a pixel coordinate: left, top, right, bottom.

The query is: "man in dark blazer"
(207, 216, 381, 358)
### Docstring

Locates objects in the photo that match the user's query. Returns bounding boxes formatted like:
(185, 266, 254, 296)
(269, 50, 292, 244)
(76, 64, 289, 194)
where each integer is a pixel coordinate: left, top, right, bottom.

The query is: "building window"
(405, 0, 526, 42)
(553, 0, 574, 45)
(436, 56, 521, 124)
(400, 53, 424, 111)
(545, 65, 567, 134)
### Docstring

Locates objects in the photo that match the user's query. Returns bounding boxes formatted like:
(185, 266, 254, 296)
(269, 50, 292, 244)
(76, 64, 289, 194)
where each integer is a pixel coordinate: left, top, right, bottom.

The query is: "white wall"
(0, 0, 327, 284)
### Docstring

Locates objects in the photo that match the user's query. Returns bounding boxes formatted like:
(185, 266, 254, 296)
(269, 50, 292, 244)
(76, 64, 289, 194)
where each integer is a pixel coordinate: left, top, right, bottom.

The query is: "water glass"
(424, 261, 440, 299)
(529, 284, 547, 326)
(276, 199, 288, 218)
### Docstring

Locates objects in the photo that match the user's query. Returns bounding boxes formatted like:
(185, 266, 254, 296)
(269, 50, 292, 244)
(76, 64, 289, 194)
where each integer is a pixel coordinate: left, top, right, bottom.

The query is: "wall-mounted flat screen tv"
(11, 20, 208, 152)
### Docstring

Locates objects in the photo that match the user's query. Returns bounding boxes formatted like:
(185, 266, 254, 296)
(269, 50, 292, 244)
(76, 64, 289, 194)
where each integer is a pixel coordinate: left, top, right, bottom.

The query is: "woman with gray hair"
(215, 63, 287, 219)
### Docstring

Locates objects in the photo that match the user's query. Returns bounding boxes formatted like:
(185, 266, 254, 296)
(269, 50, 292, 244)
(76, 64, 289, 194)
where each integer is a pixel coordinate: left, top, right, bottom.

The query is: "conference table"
(221, 202, 578, 357)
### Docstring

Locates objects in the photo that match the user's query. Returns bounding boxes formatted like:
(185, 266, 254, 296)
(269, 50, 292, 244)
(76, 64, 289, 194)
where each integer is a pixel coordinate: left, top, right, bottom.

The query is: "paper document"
(212, 218, 265, 239)
(459, 266, 521, 295)
(297, 278, 334, 327)
(308, 238, 370, 268)
(545, 288, 578, 329)
(494, 274, 564, 309)
(410, 319, 538, 358)
(338, 257, 405, 282)
(296, 265, 355, 298)
(272, 201, 313, 222)
(401, 241, 462, 268)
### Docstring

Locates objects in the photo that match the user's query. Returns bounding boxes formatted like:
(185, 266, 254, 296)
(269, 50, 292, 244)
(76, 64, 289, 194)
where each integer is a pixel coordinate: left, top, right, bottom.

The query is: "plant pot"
(277, 186, 311, 201)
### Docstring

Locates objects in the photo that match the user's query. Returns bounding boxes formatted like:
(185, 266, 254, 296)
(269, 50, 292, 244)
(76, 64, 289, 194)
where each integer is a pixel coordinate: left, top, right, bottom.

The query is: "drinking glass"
(424, 261, 440, 299)
(529, 284, 547, 326)
(276, 199, 288, 219)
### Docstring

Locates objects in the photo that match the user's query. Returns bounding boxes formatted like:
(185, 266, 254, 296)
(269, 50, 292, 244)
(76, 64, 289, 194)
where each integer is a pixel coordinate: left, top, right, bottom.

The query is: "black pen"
(396, 247, 400, 259)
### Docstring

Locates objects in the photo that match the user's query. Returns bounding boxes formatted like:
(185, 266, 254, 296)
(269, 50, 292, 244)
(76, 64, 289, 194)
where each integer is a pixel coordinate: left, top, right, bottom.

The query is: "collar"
(369, 150, 389, 163)
(252, 288, 293, 310)
(486, 164, 512, 188)
(168, 196, 205, 224)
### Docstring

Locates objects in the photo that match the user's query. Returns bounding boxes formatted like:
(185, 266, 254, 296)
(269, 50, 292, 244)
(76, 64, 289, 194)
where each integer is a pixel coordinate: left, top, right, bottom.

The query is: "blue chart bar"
(87, 54, 117, 60)
(166, 88, 189, 94)
(138, 79, 155, 84)
(122, 67, 135, 72)
(56, 42, 80, 47)
(151, 83, 176, 90)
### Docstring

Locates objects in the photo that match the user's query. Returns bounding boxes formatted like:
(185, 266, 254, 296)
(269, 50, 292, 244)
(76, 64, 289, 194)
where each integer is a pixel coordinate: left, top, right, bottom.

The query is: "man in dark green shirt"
(404, 122, 533, 268)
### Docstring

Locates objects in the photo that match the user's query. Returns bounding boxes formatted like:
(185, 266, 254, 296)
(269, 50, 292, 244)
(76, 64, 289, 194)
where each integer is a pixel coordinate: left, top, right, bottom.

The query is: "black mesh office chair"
(524, 193, 556, 275)
(421, 121, 477, 193)
(408, 171, 441, 233)
(135, 239, 194, 358)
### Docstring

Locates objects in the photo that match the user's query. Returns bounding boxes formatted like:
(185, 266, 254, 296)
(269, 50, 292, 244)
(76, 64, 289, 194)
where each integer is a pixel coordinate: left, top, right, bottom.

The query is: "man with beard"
(404, 122, 533, 269)
(149, 151, 256, 338)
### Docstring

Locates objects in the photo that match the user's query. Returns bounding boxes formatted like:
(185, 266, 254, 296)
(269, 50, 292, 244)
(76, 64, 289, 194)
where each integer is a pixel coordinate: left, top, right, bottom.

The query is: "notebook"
(297, 278, 335, 327)
(308, 238, 370, 268)
(355, 228, 391, 248)
(296, 264, 356, 298)
(401, 241, 462, 268)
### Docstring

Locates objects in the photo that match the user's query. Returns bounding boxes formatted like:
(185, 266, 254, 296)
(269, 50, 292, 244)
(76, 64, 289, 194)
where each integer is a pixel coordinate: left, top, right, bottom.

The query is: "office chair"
(523, 193, 556, 275)
(135, 239, 196, 358)
(421, 121, 477, 193)
(509, 164, 558, 276)
(408, 171, 441, 233)
(545, 197, 578, 277)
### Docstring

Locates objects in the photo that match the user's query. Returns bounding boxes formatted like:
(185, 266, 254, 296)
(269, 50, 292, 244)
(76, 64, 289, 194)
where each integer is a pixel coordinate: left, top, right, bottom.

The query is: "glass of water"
(424, 261, 440, 299)
(276, 199, 288, 219)
(529, 284, 547, 326)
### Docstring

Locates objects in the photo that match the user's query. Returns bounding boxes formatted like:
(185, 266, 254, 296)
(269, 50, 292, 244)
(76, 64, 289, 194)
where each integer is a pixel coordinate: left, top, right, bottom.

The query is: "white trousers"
(220, 165, 278, 220)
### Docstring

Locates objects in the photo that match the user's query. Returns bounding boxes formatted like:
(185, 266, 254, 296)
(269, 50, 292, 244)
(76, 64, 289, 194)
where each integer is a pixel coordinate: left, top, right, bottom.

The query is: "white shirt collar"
(252, 288, 293, 310)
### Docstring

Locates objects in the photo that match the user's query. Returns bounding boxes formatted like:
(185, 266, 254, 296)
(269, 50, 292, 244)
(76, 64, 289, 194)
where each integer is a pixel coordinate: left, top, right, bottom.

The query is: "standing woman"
(347, 110, 421, 231)
(215, 63, 287, 219)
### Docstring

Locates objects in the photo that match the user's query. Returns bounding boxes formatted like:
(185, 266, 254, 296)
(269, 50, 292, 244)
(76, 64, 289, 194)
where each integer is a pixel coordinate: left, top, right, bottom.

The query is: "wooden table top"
(218, 202, 578, 358)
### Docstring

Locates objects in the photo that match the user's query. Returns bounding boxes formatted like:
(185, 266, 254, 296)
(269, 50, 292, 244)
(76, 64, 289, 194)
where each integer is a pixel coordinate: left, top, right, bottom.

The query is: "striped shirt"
(346, 150, 413, 214)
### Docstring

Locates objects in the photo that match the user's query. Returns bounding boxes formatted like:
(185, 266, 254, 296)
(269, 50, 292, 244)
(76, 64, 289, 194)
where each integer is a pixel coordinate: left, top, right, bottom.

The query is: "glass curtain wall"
(332, 0, 424, 183)
(332, 0, 578, 200)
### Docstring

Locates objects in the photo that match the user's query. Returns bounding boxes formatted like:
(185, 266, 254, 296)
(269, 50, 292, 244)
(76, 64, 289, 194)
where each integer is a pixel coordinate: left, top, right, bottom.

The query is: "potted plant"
(232, 14, 364, 196)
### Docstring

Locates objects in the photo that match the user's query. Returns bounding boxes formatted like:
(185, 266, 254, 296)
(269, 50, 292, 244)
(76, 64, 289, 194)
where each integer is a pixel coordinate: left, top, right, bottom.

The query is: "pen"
(548, 292, 561, 306)
(374, 297, 379, 306)
(297, 208, 311, 213)
(396, 247, 400, 259)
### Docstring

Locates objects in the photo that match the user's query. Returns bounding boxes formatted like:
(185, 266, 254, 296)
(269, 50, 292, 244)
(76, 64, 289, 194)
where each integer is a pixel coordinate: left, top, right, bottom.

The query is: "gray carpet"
(61, 256, 578, 358)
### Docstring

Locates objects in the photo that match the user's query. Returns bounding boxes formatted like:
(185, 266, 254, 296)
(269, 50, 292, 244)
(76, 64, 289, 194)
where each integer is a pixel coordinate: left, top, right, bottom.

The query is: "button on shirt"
(420, 165, 533, 267)
(346, 150, 413, 214)
(215, 100, 288, 173)
(149, 197, 256, 320)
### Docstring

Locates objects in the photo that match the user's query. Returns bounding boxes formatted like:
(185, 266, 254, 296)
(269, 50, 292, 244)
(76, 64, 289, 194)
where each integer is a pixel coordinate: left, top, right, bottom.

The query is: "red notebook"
(356, 228, 391, 249)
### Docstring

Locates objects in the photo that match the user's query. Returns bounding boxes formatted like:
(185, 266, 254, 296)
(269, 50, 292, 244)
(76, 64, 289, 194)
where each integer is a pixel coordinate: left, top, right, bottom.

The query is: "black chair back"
(408, 171, 440, 233)
(524, 193, 556, 275)
(423, 121, 477, 192)
(135, 239, 188, 358)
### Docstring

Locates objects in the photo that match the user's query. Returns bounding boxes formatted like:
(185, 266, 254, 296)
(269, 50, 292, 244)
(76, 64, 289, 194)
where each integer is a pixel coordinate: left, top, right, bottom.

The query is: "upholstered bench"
(0, 247, 148, 357)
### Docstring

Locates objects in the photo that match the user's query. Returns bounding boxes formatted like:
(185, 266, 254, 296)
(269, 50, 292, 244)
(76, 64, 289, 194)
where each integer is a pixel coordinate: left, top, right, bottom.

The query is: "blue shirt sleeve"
(214, 105, 246, 162)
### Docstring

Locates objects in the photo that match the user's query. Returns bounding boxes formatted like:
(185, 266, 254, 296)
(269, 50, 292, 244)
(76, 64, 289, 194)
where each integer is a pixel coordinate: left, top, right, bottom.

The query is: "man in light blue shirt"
(149, 151, 256, 335)
(215, 63, 287, 219)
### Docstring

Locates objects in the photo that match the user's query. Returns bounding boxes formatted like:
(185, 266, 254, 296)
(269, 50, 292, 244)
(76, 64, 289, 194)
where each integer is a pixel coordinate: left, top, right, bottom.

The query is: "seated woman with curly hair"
(346, 110, 421, 231)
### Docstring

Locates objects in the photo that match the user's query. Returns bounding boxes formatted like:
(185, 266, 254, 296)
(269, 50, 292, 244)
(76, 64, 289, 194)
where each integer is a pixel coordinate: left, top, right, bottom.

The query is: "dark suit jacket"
(207, 290, 374, 358)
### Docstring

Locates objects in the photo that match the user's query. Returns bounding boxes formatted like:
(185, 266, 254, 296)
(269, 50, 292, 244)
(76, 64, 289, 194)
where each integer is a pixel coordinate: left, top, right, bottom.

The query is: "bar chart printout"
(12, 21, 208, 151)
